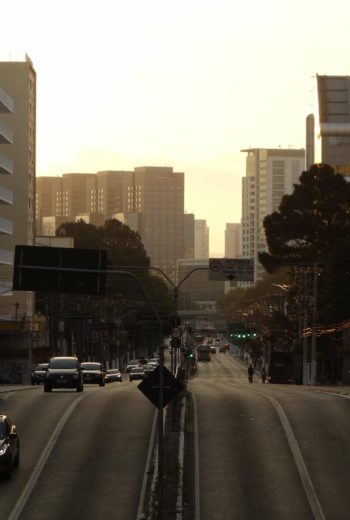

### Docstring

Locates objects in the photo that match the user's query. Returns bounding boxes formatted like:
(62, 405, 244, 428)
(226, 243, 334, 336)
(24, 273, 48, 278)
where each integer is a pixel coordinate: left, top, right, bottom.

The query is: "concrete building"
(95, 170, 132, 219)
(194, 219, 209, 259)
(241, 148, 305, 283)
(307, 75, 350, 175)
(225, 223, 241, 258)
(35, 176, 62, 234)
(183, 213, 195, 259)
(0, 56, 36, 318)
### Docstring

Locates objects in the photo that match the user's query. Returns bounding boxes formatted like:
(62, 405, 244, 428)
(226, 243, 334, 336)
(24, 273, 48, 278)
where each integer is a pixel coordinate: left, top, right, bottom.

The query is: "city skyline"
(2, 0, 350, 254)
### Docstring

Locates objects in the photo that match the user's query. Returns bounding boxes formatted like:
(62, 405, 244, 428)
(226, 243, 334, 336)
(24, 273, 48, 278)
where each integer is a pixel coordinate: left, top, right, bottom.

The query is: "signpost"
(138, 365, 183, 409)
(209, 258, 254, 282)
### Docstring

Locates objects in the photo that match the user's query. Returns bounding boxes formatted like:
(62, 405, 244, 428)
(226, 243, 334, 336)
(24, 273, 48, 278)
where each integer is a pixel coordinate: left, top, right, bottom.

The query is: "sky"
(2, 0, 350, 255)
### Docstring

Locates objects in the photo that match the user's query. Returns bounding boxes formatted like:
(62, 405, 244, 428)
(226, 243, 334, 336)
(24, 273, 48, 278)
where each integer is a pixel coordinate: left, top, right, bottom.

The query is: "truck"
(196, 345, 211, 362)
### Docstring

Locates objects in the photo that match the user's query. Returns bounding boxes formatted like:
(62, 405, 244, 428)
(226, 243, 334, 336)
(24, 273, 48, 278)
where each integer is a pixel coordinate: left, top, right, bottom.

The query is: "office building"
(194, 219, 209, 259)
(0, 56, 36, 318)
(128, 166, 184, 281)
(241, 148, 305, 283)
(307, 75, 350, 175)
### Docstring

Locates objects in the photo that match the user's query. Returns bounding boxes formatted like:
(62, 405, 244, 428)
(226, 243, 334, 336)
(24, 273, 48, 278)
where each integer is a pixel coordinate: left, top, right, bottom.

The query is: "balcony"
(0, 154, 13, 175)
(0, 88, 13, 113)
(0, 217, 12, 235)
(0, 185, 13, 205)
(0, 120, 13, 144)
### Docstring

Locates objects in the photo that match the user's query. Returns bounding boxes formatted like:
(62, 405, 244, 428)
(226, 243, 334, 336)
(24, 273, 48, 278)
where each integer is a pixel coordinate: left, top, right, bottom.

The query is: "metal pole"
(310, 266, 318, 385)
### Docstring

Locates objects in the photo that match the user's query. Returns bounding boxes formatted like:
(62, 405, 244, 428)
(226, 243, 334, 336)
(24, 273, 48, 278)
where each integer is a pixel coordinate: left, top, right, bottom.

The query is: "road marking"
(263, 393, 326, 520)
(193, 394, 200, 520)
(136, 409, 157, 520)
(8, 393, 87, 520)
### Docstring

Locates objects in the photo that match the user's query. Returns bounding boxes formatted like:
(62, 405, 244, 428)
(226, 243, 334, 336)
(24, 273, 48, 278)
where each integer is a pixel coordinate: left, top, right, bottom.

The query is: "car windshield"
(49, 358, 78, 369)
(81, 363, 101, 370)
(36, 364, 48, 370)
(131, 368, 143, 373)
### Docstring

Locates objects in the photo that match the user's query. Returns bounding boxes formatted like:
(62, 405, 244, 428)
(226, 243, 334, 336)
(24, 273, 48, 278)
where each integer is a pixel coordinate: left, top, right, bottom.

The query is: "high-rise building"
(241, 148, 305, 283)
(35, 176, 62, 234)
(96, 170, 132, 219)
(225, 223, 241, 258)
(0, 55, 36, 318)
(194, 219, 209, 259)
(128, 166, 184, 281)
(183, 213, 195, 259)
(307, 75, 350, 175)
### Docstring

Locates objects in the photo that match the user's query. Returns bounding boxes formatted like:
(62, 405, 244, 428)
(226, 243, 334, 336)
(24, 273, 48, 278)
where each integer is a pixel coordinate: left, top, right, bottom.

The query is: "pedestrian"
(261, 366, 267, 383)
(248, 364, 254, 383)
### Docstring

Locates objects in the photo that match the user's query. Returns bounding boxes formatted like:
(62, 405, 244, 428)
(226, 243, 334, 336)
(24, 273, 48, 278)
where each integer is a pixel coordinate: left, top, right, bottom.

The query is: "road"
(0, 381, 156, 520)
(186, 351, 350, 520)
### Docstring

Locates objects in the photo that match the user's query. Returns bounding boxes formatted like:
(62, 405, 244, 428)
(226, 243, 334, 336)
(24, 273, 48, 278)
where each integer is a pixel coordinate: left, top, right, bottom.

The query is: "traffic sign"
(138, 365, 183, 409)
(209, 258, 254, 282)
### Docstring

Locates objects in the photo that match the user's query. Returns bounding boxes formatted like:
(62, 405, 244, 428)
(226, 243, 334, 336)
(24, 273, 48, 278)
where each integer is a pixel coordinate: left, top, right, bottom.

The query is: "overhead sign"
(138, 365, 183, 409)
(13, 245, 107, 295)
(209, 258, 254, 282)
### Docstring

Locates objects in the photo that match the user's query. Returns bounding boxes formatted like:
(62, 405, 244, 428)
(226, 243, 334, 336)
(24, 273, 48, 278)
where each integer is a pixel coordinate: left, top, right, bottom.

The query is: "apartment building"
(307, 75, 350, 175)
(183, 213, 195, 259)
(241, 148, 305, 283)
(0, 56, 36, 318)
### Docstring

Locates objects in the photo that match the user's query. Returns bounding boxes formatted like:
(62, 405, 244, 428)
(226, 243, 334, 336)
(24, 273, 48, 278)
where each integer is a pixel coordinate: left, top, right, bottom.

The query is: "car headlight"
(0, 444, 9, 456)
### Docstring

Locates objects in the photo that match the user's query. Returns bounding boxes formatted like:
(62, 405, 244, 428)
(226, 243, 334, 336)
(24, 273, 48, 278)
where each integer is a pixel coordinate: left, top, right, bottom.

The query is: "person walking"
(261, 366, 267, 383)
(248, 364, 254, 383)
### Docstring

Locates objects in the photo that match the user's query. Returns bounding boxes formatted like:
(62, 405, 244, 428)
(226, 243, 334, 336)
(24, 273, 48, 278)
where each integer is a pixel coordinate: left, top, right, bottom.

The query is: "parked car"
(80, 362, 105, 387)
(44, 356, 83, 392)
(31, 363, 49, 385)
(0, 414, 20, 479)
(210, 346, 217, 354)
(129, 367, 145, 381)
(105, 368, 123, 383)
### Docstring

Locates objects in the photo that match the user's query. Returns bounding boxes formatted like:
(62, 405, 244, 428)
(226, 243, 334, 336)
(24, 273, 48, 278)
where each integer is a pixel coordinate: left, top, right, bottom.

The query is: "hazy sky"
(2, 0, 350, 254)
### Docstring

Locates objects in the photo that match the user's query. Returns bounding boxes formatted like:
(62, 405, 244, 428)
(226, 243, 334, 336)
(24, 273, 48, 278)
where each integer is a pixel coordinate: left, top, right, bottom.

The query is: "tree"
(259, 163, 350, 272)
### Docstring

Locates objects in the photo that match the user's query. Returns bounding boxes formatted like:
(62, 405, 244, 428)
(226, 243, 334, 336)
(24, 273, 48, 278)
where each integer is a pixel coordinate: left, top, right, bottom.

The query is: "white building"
(241, 148, 305, 283)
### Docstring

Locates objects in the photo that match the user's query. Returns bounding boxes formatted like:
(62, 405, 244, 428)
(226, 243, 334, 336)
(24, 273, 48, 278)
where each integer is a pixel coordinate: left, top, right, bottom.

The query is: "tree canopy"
(259, 163, 350, 273)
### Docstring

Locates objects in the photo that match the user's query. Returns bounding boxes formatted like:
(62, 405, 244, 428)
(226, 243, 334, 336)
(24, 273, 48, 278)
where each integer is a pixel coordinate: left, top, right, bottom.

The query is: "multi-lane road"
(1, 351, 350, 520)
(187, 351, 350, 520)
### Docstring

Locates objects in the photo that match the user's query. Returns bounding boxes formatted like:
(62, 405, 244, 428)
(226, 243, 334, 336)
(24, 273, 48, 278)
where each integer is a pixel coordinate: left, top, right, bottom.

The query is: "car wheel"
(44, 384, 51, 392)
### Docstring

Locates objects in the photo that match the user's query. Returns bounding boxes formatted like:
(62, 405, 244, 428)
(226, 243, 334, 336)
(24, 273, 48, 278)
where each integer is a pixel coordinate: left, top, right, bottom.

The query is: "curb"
(176, 396, 186, 520)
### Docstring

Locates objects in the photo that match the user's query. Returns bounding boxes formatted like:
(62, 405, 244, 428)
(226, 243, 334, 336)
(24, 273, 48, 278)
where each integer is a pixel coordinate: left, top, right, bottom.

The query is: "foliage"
(259, 163, 350, 272)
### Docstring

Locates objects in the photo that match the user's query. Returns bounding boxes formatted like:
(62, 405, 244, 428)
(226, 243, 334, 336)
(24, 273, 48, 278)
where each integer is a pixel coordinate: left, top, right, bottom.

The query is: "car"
(105, 368, 123, 383)
(224, 343, 230, 350)
(125, 363, 140, 373)
(31, 363, 49, 385)
(44, 356, 84, 392)
(80, 362, 105, 387)
(129, 367, 145, 381)
(143, 363, 157, 376)
(219, 346, 226, 353)
(210, 346, 217, 354)
(0, 414, 20, 480)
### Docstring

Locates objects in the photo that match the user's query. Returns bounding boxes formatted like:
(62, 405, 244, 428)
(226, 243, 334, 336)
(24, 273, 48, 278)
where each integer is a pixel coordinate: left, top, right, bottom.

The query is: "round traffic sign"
(209, 259, 222, 272)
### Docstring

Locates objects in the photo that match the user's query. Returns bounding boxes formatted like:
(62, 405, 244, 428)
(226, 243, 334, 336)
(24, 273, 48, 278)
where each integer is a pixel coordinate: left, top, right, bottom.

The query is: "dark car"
(129, 367, 145, 381)
(80, 362, 105, 387)
(31, 363, 49, 385)
(105, 368, 123, 383)
(0, 414, 19, 480)
(44, 356, 83, 392)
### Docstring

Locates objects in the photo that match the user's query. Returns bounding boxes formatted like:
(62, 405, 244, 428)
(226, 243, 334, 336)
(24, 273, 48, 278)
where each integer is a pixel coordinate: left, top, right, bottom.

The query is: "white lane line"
(8, 393, 87, 520)
(136, 409, 157, 520)
(193, 394, 200, 520)
(264, 393, 326, 520)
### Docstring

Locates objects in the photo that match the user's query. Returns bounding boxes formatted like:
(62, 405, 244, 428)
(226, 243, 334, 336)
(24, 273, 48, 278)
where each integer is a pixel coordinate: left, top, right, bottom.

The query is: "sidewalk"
(0, 385, 38, 394)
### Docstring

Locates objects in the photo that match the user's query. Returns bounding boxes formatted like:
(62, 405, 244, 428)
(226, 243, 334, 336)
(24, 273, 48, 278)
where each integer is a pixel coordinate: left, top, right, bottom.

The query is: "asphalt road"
(0, 381, 155, 520)
(187, 352, 350, 520)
